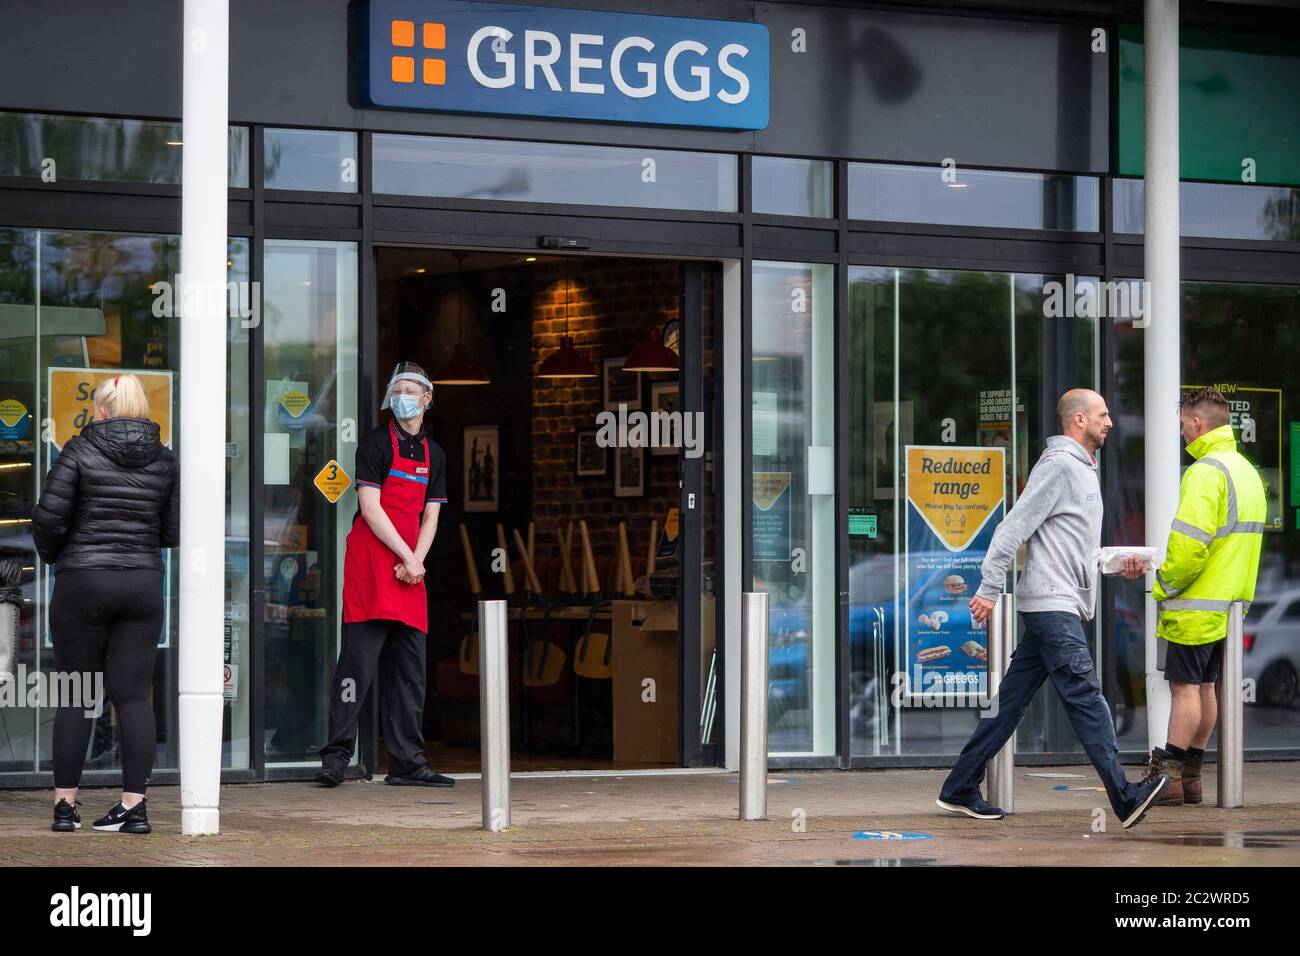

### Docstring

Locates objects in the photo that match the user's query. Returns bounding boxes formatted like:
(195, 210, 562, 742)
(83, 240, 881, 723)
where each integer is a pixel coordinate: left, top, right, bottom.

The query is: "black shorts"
(1163, 639, 1224, 685)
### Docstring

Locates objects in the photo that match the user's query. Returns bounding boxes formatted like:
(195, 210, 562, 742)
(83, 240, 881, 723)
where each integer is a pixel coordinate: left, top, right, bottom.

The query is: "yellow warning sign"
(47, 368, 173, 450)
(314, 460, 352, 503)
(279, 390, 311, 419)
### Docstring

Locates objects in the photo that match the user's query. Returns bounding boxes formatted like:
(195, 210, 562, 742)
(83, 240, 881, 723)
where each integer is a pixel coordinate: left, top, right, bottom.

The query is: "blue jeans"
(939, 610, 1137, 817)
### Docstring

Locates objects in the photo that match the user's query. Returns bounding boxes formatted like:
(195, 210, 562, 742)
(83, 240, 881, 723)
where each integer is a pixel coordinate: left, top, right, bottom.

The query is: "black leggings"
(50, 568, 163, 793)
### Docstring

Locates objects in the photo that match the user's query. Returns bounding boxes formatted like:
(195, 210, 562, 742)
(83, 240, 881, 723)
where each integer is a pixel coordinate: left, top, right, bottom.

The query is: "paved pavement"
(1, 762, 1298, 866)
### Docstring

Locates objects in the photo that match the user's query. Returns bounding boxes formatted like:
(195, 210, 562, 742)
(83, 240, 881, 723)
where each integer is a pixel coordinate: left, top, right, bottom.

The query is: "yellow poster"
(905, 446, 1005, 551)
(47, 368, 174, 450)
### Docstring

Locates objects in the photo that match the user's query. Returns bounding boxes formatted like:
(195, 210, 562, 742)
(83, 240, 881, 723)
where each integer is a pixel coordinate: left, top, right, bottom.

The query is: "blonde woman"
(32, 374, 179, 834)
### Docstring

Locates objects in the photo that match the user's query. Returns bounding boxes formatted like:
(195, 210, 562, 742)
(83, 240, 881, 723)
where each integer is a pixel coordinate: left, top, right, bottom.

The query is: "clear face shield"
(382, 361, 434, 412)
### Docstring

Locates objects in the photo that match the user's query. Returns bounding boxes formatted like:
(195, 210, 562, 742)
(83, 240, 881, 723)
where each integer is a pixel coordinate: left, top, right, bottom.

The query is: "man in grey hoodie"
(936, 389, 1170, 829)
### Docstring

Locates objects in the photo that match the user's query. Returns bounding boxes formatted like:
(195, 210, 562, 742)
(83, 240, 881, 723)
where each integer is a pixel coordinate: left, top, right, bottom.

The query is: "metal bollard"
(740, 591, 769, 821)
(1217, 601, 1245, 809)
(984, 592, 1015, 813)
(478, 599, 511, 831)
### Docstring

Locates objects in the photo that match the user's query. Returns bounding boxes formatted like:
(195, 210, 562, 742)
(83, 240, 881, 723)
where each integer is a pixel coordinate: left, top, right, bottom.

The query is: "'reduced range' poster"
(903, 445, 1005, 703)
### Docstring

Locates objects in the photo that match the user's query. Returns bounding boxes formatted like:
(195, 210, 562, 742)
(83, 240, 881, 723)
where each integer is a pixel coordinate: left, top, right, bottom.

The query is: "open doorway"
(374, 247, 719, 772)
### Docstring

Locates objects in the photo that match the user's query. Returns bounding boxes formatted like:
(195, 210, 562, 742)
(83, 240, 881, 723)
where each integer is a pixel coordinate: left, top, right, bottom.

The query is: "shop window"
(751, 261, 835, 756)
(847, 266, 1101, 758)
(0, 111, 248, 187)
(264, 128, 358, 193)
(1110, 279, 1300, 729)
(1113, 178, 1300, 241)
(373, 133, 738, 212)
(752, 157, 834, 218)
(0, 227, 252, 776)
(848, 162, 1100, 232)
(262, 239, 359, 766)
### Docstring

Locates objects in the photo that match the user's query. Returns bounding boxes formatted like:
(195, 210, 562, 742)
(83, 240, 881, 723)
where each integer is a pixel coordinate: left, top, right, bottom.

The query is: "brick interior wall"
(530, 258, 680, 580)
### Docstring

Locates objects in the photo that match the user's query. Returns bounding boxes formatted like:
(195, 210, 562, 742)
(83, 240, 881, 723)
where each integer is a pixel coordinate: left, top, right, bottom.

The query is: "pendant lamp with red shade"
(537, 260, 597, 380)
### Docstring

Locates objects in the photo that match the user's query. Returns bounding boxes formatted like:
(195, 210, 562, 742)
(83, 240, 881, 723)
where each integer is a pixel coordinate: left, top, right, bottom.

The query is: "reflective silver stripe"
(1221, 521, 1266, 536)
(1170, 519, 1213, 544)
(1155, 569, 1182, 598)
(1194, 457, 1265, 539)
(1158, 598, 1233, 612)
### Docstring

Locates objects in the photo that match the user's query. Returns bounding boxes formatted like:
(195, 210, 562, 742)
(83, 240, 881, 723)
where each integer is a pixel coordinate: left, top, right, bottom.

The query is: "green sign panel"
(1292, 422, 1300, 508)
(1117, 25, 1300, 187)
(849, 510, 878, 539)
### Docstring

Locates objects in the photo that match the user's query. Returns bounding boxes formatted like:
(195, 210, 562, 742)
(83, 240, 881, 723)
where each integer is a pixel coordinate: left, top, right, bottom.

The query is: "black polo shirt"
(354, 420, 448, 507)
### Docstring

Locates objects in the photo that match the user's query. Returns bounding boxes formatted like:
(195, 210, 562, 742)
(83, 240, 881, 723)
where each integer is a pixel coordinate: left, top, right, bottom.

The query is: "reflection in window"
(264, 128, 358, 193)
(752, 157, 834, 218)
(0, 112, 248, 187)
(262, 240, 358, 765)
(0, 227, 252, 777)
(1114, 178, 1300, 241)
(373, 133, 738, 212)
(846, 266, 1100, 758)
(1107, 278, 1300, 738)
(751, 261, 835, 756)
(848, 162, 1100, 232)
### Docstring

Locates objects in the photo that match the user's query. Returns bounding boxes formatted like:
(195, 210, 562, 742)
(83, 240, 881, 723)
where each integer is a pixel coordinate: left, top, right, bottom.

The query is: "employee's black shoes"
(1121, 774, 1170, 830)
(385, 766, 455, 788)
(51, 798, 81, 832)
(92, 799, 151, 834)
(936, 795, 1005, 820)
(314, 764, 345, 787)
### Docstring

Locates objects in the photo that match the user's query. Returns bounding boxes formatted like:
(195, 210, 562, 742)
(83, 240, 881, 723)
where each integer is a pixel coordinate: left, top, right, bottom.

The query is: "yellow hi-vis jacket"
(1152, 424, 1266, 646)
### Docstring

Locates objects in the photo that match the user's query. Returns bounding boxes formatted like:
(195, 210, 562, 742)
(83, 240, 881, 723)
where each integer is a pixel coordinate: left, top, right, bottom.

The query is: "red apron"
(342, 422, 429, 632)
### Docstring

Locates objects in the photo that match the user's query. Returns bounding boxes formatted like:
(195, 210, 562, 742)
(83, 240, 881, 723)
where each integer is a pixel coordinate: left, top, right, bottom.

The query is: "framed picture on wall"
(602, 356, 641, 411)
(649, 381, 680, 456)
(463, 424, 499, 512)
(614, 445, 645, 498)
(575, 429, 606, 476)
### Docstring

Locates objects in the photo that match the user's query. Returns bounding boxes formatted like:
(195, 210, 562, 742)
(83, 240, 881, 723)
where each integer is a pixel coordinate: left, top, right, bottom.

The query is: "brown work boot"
(1181, 752, 1203, 804)
(1141, 747, 1185, 805)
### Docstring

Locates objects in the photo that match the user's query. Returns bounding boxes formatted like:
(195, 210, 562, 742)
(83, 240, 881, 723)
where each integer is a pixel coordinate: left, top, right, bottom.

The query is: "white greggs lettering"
(466, 27, 752, 104)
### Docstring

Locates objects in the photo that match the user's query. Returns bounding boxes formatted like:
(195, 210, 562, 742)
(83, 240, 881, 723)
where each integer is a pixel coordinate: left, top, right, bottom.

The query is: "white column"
(1143, 0, 1179, 751)
(179, 0, 229, 836)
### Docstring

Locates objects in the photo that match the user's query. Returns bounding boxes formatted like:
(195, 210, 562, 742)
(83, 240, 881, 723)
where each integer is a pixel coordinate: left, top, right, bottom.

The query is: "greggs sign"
(360, 0, 770, 129)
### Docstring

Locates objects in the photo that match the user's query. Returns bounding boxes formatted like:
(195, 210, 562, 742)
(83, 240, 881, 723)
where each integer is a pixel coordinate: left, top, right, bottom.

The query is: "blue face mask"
(391, 394, 424, 420)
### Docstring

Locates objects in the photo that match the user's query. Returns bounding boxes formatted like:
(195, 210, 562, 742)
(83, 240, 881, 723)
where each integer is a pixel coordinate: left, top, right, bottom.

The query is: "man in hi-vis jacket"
(1140, 387, 1265, 805)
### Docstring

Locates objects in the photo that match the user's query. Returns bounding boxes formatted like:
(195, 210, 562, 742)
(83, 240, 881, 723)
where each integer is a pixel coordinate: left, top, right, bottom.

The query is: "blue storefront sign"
(360, 0, 770, 129)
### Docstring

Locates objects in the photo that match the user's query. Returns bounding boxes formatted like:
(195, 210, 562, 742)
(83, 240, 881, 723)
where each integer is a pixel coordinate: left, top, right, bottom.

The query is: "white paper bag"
(1098, 546, 1157, 575)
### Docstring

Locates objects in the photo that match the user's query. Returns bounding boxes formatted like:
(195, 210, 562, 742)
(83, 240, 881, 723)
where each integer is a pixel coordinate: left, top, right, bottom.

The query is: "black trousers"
(319, 619, 429, 777)
(50, 568, 163, 793)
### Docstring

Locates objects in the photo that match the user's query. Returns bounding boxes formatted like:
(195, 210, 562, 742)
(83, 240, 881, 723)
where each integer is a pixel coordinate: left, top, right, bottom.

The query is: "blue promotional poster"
(903, 445, 1005, 703)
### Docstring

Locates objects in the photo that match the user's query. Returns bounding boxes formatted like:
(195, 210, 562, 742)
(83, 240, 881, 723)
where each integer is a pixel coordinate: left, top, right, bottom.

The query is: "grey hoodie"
(975, 435, 1101, 620)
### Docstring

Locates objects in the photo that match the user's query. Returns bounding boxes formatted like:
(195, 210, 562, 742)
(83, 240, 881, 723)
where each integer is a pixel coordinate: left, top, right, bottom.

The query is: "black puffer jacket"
(32, 417, 179, 571)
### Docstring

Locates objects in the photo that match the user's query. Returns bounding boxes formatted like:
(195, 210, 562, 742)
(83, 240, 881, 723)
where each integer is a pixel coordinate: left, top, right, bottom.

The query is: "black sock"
(1166, 744, 1188, 761)
(1187, 747, 1204, 761)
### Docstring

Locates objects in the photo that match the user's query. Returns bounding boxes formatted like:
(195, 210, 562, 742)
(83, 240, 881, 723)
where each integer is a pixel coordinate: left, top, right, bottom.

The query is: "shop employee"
(316, 362, 454, 788)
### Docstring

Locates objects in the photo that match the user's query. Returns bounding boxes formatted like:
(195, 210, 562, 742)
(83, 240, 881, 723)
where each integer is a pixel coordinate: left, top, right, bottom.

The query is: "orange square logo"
(423, 58, 446, 85)
(391, 56, 415, 84)
(391, 19, 415, 48)
(423, 22, 446, 50)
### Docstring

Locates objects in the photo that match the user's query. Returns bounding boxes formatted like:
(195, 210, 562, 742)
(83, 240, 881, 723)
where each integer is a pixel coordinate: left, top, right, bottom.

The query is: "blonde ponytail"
(94, 373, 150, 420)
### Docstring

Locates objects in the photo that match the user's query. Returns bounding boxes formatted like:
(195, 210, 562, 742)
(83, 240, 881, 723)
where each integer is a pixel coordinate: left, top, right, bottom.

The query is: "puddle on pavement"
(1127, 830, 1300, 849)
